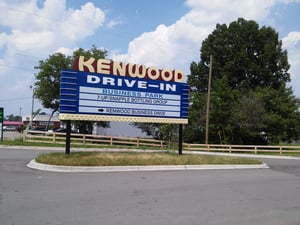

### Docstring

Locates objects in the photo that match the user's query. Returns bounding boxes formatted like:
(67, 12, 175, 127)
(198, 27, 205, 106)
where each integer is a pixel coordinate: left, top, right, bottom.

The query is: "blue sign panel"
(59, 70, 189, 123)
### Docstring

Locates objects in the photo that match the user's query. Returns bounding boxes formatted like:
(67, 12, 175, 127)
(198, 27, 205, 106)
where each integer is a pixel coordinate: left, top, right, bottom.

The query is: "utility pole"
(19, 107, 22, 121)
(30, 85, 35, 129)
(205, 55, 213, 145)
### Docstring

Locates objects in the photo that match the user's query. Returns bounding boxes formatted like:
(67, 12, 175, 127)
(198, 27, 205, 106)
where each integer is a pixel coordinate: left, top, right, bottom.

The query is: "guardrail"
(23, 130, 164, 148)
(183, 143, 300, 155)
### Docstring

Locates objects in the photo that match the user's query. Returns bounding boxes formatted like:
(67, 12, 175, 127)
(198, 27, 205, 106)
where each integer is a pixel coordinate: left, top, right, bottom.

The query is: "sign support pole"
(65, 120, 71, 155)
(178, 124, 183, 155)
(0, 107, 3, 142)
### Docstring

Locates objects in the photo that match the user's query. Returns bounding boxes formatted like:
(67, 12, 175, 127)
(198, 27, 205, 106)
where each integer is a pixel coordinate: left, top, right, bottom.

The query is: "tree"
(187, 18, 300, 145)
(134, 123, 160, 139)
(6, 114, 22, 121)
(159, 124, 179, 148)
(133, 123, 179, 147)
(34, 53, 72, 114)
(34, 46, 109, 133)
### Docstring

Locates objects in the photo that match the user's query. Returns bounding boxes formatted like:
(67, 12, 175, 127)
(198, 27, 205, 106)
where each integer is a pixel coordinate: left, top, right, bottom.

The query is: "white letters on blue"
(86, 74, 175, 92)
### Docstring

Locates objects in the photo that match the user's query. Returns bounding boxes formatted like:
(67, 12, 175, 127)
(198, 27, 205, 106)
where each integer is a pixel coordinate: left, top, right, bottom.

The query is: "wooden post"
(83, 134, 86, 144)
(279, 146, 282, 155)
(53, 132, 56, 143)
(137, 137, 140, 148)
(205, 55, 213, 145)
(110, 136, 113, 145)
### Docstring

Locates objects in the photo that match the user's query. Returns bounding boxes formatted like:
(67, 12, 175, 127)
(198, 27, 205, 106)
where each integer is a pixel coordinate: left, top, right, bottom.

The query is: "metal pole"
(205, 55, 213, 145)
(65, 120, 71, 155)
(0, 107, 3, 141)
(19, 107, 22, 121)
(178, 124, 183, 155)
(30, 86, 34, 129)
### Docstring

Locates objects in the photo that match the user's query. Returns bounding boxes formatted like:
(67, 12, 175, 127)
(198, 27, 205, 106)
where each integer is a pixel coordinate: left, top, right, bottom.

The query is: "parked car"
(53, 127, 68, 133)
(3, 126, 16, 131)
(48, 127, 77, 134)
(28, 127, 47, 135)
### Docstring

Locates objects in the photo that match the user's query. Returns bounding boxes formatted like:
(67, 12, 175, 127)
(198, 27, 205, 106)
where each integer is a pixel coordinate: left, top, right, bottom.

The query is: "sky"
(0, 0, 300, 117)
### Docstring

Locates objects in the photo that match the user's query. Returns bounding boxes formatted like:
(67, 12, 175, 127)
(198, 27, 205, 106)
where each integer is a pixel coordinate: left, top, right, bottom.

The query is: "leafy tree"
(159, 124, 179, 148)
(34, 53, 72, 113)
(5, 114, 22, 121)
(34, 46, 109, 133)
(187, 18, 300, 145)
(134, 123, 179, 147)
(134, 123, 160, 138)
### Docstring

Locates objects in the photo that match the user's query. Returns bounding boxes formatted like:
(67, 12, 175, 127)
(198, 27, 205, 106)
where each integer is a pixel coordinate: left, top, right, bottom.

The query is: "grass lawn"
(35, 151, 263, 166)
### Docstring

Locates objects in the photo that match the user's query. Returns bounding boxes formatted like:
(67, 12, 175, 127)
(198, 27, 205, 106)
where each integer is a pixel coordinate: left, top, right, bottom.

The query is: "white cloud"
(37, 0, 66, 20)
(60, 2, 105, 41)
(0, 32, 8, 49)
(0, 1, 106, 63)
(0, 0, 106, 115)
(0, 1, 105, 71)
(113, 0, 279, 73)
(185, 0, 275, 21)
(114, 24, 178, 67)
(112, 16, 209, 73)
(107, 18, 123, 29)
(0, 0, 37, 29)
(283, 32, 300, 82)
(112, 0, 300, 80)
(282, 31, 300, 48)
(55, 47, 75, 56)
(10, 30, 54, 51)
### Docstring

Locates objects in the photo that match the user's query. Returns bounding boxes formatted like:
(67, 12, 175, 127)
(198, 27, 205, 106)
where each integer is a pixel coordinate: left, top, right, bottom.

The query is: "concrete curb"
(27, 159, 269, 173)
(189, 151, 300, 160)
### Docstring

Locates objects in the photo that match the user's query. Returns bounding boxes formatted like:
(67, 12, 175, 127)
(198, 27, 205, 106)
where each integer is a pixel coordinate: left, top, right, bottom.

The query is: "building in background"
(2, 121, 23, 131)
(22, 114, 60, 130)
(93, 122, 151, 138)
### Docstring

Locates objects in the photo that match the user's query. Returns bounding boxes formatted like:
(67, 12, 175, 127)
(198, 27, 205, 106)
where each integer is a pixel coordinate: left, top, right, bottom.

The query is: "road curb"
(27, 159, 269, 173)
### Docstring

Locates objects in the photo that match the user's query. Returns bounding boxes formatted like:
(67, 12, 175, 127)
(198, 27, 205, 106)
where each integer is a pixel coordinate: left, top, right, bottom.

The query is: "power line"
(0, 63, 35, 72)
(0, 97, 32, 102)
(15, 52, 40, 59)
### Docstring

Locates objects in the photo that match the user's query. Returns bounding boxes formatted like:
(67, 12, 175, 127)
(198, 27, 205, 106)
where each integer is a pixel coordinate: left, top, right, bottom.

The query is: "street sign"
(59, 70, 189, 124)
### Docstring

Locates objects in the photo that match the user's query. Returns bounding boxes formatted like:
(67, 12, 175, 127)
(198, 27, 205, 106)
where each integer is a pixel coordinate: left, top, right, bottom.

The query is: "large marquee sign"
(59, 57, 189, 124)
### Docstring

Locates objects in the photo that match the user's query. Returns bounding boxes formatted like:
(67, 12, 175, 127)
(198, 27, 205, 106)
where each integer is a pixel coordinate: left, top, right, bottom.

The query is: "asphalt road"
(1, 147, 300, 225)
